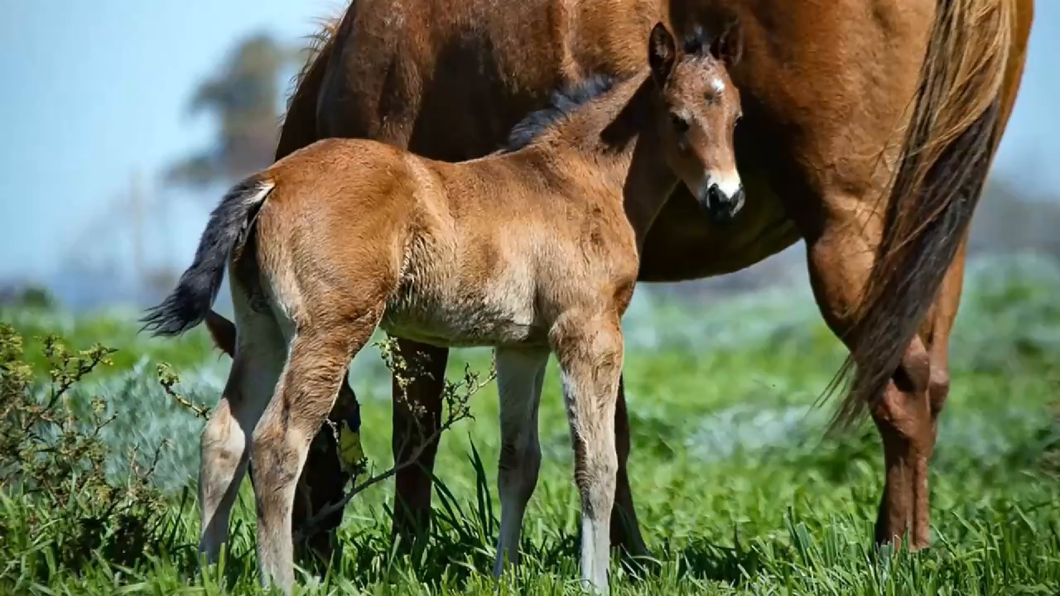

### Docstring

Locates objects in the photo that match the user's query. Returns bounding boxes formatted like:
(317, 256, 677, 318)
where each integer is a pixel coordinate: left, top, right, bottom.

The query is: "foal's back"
(263, 135, 633, 348)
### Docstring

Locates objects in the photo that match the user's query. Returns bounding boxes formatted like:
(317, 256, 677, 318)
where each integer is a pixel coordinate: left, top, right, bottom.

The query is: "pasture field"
(3, 253, 1060, 595)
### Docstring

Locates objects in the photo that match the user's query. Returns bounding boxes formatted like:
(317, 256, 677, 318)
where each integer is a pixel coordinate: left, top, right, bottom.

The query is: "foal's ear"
(709, 20, 743, 66)
(649, 23, 676, 86)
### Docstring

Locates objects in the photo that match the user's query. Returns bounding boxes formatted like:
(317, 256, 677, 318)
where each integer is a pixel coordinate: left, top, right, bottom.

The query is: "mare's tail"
(827, 0, 1019, 429)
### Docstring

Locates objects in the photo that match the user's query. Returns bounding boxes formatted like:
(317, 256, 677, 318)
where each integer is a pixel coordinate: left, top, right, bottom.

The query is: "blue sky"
(1, 2, 1057, 281)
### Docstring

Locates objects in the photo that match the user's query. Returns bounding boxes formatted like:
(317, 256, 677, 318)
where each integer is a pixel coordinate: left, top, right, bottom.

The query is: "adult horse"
(260, 0, 1032, 557)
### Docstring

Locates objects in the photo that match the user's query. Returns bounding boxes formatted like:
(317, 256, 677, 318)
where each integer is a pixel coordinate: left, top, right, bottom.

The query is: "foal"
(145, 23, 742, 593)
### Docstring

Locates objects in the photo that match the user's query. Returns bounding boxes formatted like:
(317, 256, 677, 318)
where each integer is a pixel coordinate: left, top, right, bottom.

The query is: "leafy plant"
(0, 324, 174, 583)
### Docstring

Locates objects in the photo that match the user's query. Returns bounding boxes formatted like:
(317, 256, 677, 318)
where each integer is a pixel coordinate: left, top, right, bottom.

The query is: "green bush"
(0, 324, 178, 585)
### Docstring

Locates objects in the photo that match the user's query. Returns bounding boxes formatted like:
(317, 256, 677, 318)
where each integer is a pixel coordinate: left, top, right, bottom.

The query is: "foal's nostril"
(706, 184, 725, 208)
(702, 183, 743, 224)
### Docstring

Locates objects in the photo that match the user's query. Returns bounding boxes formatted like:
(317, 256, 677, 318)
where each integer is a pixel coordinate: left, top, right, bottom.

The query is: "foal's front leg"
(550, 312, 624, 593)
(493, 346, 549, 576)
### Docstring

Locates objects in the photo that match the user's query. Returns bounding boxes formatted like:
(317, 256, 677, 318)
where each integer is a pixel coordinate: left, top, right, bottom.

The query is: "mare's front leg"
(492, 346, 550, 576)
(390, 338, 450, 548)
(550, 311, 625, 593)
(610, 377, 648, 558)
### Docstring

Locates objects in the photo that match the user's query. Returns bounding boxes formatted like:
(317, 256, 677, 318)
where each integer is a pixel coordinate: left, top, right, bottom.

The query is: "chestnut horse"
(147, 23, 742, 592)
(211, 0, 1032, 559)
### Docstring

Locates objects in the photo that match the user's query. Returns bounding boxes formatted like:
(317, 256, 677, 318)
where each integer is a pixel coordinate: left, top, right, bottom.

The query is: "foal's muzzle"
(699, 182, 745, 224)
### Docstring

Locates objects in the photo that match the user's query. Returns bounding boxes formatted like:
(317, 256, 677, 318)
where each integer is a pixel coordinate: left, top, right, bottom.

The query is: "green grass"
(3, 253, 1060, 594)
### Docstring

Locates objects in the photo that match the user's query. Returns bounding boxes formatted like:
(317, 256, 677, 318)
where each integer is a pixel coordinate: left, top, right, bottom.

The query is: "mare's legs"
(551, 311, 625, 593)
(390, 339, 450, 547)
(804, 206, 965, 550)
(610, 378, 648, 558)
(252, 311, 380, 593)
(871, 243, 964, 547)
(199, 293, 285, 562)
(492, 347, 549, 576)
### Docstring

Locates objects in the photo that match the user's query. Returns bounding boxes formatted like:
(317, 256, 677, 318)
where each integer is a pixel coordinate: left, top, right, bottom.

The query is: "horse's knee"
(893, 339, 931, 396)
(928, 366, 950, 416)
(871, 344, 938, 450)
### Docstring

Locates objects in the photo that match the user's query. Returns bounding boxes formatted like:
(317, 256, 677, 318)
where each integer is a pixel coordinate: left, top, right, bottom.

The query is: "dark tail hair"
(826, 0, 1015, 430)
(142, 176, 274, 337)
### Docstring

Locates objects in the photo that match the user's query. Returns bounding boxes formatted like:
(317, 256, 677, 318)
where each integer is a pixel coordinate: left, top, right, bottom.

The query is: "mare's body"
(268, 0, 1033, 555)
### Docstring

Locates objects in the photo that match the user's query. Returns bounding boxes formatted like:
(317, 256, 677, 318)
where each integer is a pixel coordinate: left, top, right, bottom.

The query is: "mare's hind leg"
(805, 208, 967, 550)
(199, 294, 285, 562)
(252, 310, 381, 592)
(551, 311, 625, 593)
(872, 243, 965, 547)
(492, 346, 549, 576)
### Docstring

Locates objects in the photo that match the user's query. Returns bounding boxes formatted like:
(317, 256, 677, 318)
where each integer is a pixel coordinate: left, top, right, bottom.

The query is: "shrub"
(0, 324, 174, 583)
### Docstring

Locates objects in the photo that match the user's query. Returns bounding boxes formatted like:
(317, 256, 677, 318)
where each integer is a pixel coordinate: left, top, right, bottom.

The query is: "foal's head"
(648, 22, 744, 223)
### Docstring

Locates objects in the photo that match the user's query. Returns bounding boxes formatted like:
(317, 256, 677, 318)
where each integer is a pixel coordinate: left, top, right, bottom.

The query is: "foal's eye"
(671, 114, 690, 134)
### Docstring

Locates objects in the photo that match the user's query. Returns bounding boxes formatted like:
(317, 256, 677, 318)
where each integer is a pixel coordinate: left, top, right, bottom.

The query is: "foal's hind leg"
(551, 311, 624, 593)
(292, 374, 362, 563)
(252, 312, 380, 592)
(492, 346, 549, 576)
(199, 297, 285, 562)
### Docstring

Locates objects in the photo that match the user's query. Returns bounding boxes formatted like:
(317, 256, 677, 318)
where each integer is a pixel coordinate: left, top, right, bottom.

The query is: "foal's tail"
(827, 0, 1026, 429)
(142, 176, 275, 337)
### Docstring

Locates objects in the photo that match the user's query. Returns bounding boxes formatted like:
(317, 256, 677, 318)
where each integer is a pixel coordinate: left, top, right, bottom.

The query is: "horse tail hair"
(142, 175, 275, 337)
(826, 0, 1017, 430)
(275, 1, 356, 160)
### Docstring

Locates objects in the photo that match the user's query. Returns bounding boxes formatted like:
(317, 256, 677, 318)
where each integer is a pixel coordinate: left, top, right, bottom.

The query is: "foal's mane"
(504, 74, 617, 152)
(503, 27, 720, 154)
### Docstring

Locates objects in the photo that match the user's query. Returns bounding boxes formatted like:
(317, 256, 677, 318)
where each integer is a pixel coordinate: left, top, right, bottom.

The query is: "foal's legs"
(292, 375, 362, 562)
(252, 313, 379, 593)
(199, 297, 285, 562)
(551, 311, 624, 593)
(199, 310, 358, 564)
(805, 208, 967, 550)
(492, 346, 549, 576)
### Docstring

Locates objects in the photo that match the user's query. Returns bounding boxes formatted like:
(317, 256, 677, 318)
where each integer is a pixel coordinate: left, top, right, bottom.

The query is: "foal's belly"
(378, 273, 549, 349)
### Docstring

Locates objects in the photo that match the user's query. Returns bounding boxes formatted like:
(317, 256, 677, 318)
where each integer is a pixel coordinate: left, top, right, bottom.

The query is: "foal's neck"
(525, 73, 679, 249)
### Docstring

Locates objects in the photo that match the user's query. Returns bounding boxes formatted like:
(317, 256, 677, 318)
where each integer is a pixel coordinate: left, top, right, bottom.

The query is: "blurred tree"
(166, 33, 300, 187)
